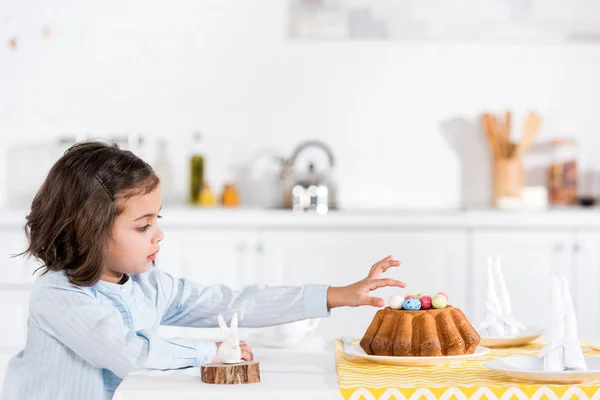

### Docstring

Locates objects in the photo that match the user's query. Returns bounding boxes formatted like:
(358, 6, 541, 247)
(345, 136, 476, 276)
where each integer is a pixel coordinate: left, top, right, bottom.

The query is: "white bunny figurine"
(217, 313, 242, 364)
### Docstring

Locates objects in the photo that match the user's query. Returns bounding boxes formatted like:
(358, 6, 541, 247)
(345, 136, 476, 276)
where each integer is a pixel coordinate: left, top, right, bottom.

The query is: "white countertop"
(3, 206, 600, 229)
(113, 344, 342, 400)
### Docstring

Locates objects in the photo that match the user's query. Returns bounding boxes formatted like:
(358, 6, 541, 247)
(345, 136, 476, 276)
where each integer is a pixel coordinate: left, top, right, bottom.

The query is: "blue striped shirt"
(0, 267, 330, 400)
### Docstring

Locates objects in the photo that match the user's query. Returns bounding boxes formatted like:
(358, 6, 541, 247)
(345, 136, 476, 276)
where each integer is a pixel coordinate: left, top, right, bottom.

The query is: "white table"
(113, 343, 343, 400)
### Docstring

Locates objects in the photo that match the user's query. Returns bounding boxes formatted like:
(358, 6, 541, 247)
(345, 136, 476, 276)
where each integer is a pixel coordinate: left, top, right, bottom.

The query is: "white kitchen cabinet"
(0, 289, 30, 349)
(156, 229, 264, 288)
(470, 230, 573, 333)
(0, 230, 39, 362)
(262, 229, 467, 341)
(571, 232, 600, 338)
(0, 230, 43, 286)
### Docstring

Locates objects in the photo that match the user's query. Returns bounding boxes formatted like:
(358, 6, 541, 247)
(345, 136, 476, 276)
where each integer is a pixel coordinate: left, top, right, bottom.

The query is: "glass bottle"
(188, 133, 205, 205)
(221, 183, 240, 207)
(198, 182, 216, 207)
(153, 138, 173, 204)
(548, 138, 578, 205)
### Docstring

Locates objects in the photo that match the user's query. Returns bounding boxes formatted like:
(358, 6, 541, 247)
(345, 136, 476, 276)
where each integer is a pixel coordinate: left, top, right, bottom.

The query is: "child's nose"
(153, 228, 164, 244)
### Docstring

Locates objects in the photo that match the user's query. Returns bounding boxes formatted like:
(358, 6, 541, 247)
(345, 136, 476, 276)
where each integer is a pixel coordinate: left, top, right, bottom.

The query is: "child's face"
(103, 185, 163, 282)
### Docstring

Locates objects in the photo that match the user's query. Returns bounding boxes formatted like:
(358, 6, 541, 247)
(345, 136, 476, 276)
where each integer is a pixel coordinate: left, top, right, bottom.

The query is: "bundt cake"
(359, 306, 480, 357)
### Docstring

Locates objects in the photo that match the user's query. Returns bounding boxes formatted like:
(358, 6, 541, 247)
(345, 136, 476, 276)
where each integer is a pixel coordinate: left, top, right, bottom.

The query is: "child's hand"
(326, 255, 404, 309)
(213, 341, 254, 363)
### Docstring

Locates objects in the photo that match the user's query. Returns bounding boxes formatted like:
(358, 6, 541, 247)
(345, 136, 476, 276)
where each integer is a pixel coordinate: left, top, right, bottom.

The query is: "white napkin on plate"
(478, 262, 505, 337)
(539, 274, 587, 372)
(478, 256, 526, 337)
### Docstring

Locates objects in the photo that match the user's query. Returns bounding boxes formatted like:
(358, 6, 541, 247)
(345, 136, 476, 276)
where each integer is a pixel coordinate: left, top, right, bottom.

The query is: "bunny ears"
(218, 313, 239, 342)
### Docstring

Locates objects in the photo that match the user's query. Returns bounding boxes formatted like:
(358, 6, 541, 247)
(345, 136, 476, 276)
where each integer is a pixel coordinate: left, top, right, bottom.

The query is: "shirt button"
(121, 286, 127, 292)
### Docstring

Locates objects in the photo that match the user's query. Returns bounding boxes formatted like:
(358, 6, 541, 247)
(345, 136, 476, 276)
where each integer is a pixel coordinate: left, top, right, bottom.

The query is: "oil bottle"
(188, 132, 204, 205)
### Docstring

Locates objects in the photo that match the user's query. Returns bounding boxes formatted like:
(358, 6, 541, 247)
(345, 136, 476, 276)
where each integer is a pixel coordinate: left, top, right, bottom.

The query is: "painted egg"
(404, 295, 416, 300)
(432, 294, 448, 309)
(416, 293, 429, 299)
(389, 295, 404, 309)
(436, 292, 448, 301)
(420, 295, 432, 309)
(402, 298, 422, 311)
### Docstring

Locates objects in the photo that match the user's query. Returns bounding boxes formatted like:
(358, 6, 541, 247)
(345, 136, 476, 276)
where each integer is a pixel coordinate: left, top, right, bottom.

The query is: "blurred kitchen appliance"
(6, 137, 76, 208)
(5, 134, 145, 209)
(280, 140, 337, 214)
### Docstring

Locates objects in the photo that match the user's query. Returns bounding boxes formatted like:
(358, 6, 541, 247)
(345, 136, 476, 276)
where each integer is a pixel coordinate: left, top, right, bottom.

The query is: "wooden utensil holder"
(493, 157, 524, 202)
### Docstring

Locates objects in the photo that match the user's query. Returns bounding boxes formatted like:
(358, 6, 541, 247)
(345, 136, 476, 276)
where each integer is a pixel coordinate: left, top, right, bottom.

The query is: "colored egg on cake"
(389, 295, 404, 310)
(419, 295, 432, 309)
(436, 292, 448, 301)
(403, 298, 422, 310)
(432, 294, 448, 309)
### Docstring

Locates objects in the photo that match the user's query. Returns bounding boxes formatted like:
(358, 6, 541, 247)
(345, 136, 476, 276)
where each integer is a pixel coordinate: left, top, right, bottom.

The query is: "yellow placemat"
(334, 339, 600, 400)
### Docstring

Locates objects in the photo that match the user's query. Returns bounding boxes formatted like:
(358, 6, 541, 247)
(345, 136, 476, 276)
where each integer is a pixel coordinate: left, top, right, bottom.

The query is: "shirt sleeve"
(31, 284, 217, 379)
(152, 268, 331, 328)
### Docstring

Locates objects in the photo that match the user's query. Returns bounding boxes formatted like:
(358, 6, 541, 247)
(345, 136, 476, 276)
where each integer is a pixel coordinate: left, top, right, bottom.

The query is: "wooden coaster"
(200, 361, 260, 384)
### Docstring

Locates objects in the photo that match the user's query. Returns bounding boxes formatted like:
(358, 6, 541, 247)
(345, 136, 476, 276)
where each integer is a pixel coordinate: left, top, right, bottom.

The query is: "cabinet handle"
(553, 243, 565, 253)
(236, 242, 247, 252)
(255, 242, 264, 253)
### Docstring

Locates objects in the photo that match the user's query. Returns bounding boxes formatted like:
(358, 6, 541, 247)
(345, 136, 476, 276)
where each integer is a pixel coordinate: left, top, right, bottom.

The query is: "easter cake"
(359, 292, 480, 357)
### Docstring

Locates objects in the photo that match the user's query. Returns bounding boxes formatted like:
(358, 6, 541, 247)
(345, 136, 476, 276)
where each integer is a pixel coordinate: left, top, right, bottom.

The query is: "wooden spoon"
(482, 113, 499, 157)
(504, 110, 512, 157)
(514, 112, 542, 159)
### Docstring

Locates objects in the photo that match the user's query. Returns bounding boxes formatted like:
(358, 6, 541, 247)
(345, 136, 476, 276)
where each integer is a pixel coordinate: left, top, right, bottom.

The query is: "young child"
(0, 141, 405, 400)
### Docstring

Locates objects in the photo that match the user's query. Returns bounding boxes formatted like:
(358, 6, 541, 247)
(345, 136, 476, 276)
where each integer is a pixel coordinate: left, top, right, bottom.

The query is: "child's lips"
(147, 251, 159, 260)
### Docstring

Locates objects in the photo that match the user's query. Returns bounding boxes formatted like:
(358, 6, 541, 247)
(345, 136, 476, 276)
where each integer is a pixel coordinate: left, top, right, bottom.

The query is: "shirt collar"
(95, 274, 132, 294)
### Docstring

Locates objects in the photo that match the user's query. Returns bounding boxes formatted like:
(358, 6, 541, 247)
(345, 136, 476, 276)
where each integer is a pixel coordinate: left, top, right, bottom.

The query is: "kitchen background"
(3, 0, 600, 391)
(2, 0, 600, 210)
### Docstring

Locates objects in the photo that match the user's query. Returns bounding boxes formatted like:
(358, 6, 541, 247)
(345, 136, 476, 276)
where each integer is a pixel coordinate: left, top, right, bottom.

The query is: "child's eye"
(138, 224, 151, 232)
(157, 214, 163, 219)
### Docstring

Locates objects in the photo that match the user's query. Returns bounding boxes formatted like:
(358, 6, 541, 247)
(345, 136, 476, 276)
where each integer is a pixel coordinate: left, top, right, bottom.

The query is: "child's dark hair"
(23, 140, 159, 286)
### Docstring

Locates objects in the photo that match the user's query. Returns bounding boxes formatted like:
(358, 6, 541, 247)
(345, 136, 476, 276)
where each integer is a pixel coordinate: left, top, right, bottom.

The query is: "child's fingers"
(364, 296, 384, 307)
(240, 342, 254, 361)
(368, 257, 401, 279)
(369, 278, 406, 290)
(241, 349, 253, 361)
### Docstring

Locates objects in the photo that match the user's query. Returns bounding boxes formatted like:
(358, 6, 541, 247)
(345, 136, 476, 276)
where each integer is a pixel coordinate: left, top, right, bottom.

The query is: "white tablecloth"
(113, 342, 343, 400)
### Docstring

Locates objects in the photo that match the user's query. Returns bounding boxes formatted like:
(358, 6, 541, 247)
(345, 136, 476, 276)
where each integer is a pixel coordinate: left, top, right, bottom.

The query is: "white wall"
(2, 0, 600, 210)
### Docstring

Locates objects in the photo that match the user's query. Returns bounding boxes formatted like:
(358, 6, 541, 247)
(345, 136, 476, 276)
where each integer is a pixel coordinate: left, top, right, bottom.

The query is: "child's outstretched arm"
(152, 255, 403, 329)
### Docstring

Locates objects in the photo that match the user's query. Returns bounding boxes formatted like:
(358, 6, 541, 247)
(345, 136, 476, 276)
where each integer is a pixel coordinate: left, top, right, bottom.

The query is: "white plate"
(479, 328, 544, 348)
(343, 343, 490, 366)
(485, 355, 600, 384)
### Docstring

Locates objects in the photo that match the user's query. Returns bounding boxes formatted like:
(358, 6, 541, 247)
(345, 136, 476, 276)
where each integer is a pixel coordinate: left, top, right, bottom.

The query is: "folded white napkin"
(478, 256, 526, 337)
(492, 256, 526, 335)
(539, 274, 587, 372)
(478, 262, 505, 337)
